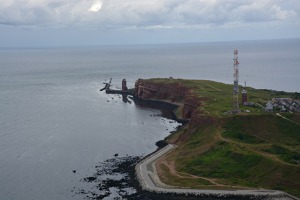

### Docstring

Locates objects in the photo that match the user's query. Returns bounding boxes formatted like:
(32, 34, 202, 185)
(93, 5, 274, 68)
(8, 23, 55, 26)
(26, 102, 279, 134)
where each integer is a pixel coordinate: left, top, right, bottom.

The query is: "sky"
(0, 0, 299, 47)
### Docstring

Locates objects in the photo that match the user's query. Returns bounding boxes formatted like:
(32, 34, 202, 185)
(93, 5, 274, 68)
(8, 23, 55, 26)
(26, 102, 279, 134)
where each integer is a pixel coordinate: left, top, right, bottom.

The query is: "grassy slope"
(147, 78, 294, 115)
(148, 79, 300, 197)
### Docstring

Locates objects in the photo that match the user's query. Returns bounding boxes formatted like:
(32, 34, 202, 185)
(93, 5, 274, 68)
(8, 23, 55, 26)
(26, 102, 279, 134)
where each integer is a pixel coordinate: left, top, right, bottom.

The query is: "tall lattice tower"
(233, 49, 240, 113)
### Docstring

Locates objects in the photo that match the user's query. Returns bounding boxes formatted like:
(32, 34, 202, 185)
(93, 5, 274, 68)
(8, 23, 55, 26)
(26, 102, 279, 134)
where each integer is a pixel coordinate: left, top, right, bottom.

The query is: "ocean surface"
(0, 39, 299, 200)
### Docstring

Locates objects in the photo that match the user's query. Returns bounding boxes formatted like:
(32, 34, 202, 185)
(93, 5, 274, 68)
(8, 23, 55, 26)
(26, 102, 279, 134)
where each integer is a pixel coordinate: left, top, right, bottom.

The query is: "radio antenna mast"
(233, 49, 240, 113)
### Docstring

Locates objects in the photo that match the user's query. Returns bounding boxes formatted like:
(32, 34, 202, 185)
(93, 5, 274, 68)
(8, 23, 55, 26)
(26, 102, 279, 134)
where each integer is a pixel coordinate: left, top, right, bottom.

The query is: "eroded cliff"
(134, 79, 214, 129)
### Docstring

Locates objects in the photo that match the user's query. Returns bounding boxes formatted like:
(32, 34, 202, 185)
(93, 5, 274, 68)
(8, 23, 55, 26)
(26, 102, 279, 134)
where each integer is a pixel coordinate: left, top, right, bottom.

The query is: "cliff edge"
(134, 78, 300, 198)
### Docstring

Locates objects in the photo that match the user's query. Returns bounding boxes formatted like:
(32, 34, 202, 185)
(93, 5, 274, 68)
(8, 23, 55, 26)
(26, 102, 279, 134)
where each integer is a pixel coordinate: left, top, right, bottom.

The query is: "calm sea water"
(0, 39, 299, 200)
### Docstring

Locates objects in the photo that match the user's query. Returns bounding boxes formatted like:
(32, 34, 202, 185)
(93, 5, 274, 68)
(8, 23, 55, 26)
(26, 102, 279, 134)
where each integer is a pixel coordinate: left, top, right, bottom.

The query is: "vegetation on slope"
(149, 78, 300, 197)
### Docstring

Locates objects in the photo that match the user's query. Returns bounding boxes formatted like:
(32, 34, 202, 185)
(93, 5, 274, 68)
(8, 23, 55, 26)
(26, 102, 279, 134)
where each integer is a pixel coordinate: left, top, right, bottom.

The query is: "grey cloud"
(0, 0, 298, 29)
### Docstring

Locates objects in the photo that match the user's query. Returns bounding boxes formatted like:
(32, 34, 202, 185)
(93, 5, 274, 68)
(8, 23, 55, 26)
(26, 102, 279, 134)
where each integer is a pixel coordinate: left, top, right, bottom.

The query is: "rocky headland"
(134, 78, 300, 199)
(76, 78, 300, 199)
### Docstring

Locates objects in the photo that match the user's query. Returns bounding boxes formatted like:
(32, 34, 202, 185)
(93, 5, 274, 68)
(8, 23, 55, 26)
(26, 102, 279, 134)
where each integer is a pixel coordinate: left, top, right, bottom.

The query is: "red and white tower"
(233, 50, 240, 113)
(242, 82, 248, 105)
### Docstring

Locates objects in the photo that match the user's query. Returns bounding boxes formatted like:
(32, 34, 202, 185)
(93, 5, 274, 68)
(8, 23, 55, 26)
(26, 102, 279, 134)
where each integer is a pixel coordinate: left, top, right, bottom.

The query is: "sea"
(0, 39, 299, 200)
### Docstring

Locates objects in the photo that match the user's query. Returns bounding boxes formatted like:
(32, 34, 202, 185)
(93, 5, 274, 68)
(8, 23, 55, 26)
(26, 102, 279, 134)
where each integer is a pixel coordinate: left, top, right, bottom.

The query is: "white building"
(265, 101, 273, 112)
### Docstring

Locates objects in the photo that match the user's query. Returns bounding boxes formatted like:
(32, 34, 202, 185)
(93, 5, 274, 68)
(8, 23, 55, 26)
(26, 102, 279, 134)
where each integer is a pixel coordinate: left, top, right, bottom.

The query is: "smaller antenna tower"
(233, 49, 240, 113)
(242, 81, 248, 105)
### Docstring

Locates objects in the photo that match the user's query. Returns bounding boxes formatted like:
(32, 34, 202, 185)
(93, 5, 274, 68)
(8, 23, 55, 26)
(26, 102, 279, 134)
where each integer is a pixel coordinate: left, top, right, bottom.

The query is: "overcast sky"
(0, 0, 299, 47)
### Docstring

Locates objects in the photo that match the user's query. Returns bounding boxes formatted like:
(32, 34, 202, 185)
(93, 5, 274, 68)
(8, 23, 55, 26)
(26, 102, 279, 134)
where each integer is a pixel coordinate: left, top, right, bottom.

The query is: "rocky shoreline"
(74, 154, 289, 200)
(73, 79, 299, 199)
(73, 97, 292, 199)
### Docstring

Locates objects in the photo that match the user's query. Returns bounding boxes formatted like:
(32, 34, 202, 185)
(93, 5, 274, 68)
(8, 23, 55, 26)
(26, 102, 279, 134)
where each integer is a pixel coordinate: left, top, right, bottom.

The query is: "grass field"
(147, 78, 297, 115)
(147, 78, 300, 197)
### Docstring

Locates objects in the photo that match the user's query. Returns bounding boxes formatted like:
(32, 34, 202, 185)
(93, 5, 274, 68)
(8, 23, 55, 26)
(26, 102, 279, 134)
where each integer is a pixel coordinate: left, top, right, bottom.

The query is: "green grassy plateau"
(148, 79, 300, 197)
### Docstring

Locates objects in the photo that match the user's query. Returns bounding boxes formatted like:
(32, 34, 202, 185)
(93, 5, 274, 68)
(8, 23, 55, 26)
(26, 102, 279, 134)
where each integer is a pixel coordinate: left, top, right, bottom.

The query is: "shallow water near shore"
(0, 76, 179, 200)
(0, 39, 299, 200)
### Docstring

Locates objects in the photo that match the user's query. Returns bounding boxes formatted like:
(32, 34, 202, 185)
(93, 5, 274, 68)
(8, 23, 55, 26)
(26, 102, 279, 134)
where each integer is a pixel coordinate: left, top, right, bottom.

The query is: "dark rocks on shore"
(155, 140, 168, 148)
(74, 86, 285, 199)
(83, 176, 97, 182)
(74, 156, 141, 199)
(73, 155, 275, 200)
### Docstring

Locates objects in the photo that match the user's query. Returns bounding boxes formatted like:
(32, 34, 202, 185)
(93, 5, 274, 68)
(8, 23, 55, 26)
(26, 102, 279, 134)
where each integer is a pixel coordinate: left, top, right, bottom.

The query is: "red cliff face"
(135, 79, 190, 101)
(135, 79, 216, 144)
(135, 79, 210, 122)
(182, 97, 201, 118)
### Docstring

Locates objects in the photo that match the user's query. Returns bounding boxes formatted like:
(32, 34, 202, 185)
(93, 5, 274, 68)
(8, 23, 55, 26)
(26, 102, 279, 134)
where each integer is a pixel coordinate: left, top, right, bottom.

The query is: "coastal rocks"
(156, 140, 169, 148)
(74, 155, 273, 200)
(74, 156, 141, 199)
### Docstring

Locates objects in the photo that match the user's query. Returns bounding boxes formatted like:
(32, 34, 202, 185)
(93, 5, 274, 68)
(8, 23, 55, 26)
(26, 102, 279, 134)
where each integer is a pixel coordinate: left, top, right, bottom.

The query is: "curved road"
(136, 144, 299, 200)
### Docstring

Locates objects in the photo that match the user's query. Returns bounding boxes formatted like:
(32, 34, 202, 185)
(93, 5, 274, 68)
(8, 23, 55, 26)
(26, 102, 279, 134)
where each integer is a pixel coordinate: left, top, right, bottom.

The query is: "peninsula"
(133, 78, 300, 199)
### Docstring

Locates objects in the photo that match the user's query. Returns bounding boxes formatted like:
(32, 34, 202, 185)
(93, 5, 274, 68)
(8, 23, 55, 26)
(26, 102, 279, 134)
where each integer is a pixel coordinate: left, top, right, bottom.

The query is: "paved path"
(136, 144, 299, 199)
(276, 113, 300, 125)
